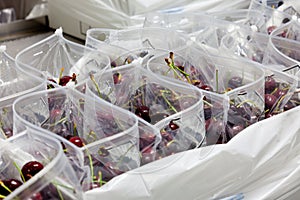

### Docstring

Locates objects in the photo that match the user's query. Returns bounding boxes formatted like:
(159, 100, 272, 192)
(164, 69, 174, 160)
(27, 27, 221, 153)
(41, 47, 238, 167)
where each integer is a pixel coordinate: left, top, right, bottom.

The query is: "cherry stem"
(90, 74, 103, 99)
(84, 147, 94, 184)
(0, 126, 7, 139)
(13, 161, 26, 183)
(165, 52, 191, 84)
(0, 194, 6, 199)
(236, 99, 257, 108)
(57, 67, 64, 85)
(117, 144, 135, 168)
(160, 90, 178, 113)
(0, 181, 12, 193)
(49, 117, 67, 127)
(203, 99, 213, 108)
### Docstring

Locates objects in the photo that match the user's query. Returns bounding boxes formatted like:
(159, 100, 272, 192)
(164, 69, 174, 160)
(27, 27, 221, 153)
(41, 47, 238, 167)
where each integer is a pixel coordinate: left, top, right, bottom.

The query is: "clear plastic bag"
(249, 0, 294, 34)
(0, 45, 46, 139)
(220, 27, 270, 63)
(85, 27, 188, 67)
(262, 66, 298, 117)
(143, 12, 243, 49)
(15, 28, 110, 88)
(270, 18, 300, 40)
(12, 87, 155, 191)
(0, 127, 83, 199)
(147, 44, 265, 144)
(85, 64, 205, 158)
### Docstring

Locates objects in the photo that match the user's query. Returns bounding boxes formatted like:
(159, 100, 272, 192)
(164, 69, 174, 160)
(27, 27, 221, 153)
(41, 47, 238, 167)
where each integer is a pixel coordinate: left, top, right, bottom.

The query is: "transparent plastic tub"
(15, 28, 110, 88)
(0, 127, 83, 199)
(0, 45, 46, 139)
(12, 87, 158, 190)
(85, 64, 205, 158)
(147, 45, 265, 144)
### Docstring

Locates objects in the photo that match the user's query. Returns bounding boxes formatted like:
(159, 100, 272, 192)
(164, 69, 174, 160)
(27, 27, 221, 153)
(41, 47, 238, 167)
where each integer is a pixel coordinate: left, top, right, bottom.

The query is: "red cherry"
(169, 121, 179, 130)
(200, 84, 213, 92)
(265, 94, 278, 109)
(21, 161, 44, 181)
(69, 136, 84, 147)
(267, 26, 277, 35)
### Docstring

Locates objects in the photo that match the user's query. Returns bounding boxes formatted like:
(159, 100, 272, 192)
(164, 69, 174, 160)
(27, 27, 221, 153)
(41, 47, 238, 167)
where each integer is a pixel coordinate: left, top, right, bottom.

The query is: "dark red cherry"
(228, 76, 243, 89)
(0, 179, 23, 196)
(28, 192, 43, 200)
(2, 127, 13, 138)
(273, 88, 287, 98)
(267, 26, 277, 35)
(69, 136, 84, 147)
(113, 73, 121, 84)
(265, 76, 276, 93)
(169, 120, 179, 130)
(265, 94, 278, 109)
(135, 105, 151, 123)
(59, 75, 72, 86)
(200, 84, 213, 92)
(21, 161, 44, 181)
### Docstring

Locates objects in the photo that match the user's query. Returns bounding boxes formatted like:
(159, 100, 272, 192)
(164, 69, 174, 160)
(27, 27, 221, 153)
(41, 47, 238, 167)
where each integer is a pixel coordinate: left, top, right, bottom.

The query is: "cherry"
(69, 136, 85, 147)
(21, 161, 44, 181)
(135, 105, 151, 123)
(265, 94, 278, 109)
(2, 127, 13, 138)
(0, 179, 23, 196)
(267, 26, 277, 35)
(28, 192, 43, 200)
(200, 84, 213, 92)
(228, 76, 243, 89)
(265, 76, 276, 93)
(284, 101, 296, 111)
(169, 120, 179, 130)
(226, 124, 245, 139)
(273, 88, 287, 98)
(113, 73, 121, 84)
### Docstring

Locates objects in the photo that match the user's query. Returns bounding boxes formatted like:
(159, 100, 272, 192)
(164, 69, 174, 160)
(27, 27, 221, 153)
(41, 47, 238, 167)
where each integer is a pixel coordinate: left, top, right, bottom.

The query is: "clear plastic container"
(12, 87, 157, 190)
(147, 44, 265, 144)
(85, 64, 205, 158)
(0, 45, 46, 139)
(0, 127, 83, 199)
(15, 28, 110, 88)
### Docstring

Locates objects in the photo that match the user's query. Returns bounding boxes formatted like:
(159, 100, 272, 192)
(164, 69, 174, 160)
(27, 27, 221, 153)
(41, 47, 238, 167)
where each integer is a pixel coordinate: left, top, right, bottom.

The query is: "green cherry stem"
(0, 181, 12, 193)
(90, 74, 103, 99)
(13, 162, 26, 183)
(160, 90, 178, 113)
